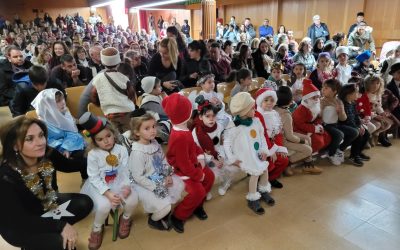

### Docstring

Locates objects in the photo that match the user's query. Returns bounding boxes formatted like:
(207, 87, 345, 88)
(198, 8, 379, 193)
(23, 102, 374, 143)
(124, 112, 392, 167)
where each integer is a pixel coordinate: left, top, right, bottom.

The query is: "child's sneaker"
(359, 153, 370, 161)
(302, 161, 323, 174)
(118, 215, 132, 239)
(218, 179, 232, 196)
(329, 152, 342, 166)
(349, 156, 364, 167)
(336, 149, 345, 163)
(88, 228, 104, 250)
(206, 192, 213, 200)
(148, 214, 170, 231)
(247, 199, 265, 215)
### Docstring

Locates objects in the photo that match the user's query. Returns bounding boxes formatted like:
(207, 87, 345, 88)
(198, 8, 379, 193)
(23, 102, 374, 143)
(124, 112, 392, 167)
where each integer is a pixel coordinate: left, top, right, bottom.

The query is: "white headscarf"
(31, 88, 78, 132)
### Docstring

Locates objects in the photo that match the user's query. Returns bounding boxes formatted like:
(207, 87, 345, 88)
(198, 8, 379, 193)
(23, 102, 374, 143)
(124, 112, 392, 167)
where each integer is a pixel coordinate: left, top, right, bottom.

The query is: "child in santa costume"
(254, 88, 290, 188)
(292, 79, 331, 153)
(162, 93, 215, 233)
(192, 95, 239, 197)
(224, 92, 275, 215)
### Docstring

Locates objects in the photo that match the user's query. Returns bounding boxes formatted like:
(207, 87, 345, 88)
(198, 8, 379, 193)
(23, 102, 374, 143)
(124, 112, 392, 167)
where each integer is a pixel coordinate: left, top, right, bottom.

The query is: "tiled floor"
(1, 106, 400, 250)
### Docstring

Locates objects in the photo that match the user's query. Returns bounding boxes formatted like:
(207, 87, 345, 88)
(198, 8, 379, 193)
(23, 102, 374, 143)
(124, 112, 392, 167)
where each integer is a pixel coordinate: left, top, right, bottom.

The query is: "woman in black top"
(179, 40, 211, 87)
(252, 40, 274, 79)
(231, 44, 255, 74)
(148, 37, 182, 95)
(0, 117, 93, 250)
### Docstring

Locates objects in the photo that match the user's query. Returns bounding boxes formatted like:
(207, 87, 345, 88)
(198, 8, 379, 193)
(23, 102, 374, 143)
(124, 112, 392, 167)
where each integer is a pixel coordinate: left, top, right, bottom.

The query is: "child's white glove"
(315, 124, 324, 134)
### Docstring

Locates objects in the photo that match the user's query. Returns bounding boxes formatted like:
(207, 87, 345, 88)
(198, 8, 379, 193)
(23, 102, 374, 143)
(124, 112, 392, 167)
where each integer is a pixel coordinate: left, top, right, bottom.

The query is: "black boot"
(270, 179, 283, 188)
(169, 214, 184, 233)
(247, 199, 265, 215)
(148, 214, 171, 231)
(193, 205, 208, 220)
(378, 133, 392, 147)
(260, 192, 275, 206)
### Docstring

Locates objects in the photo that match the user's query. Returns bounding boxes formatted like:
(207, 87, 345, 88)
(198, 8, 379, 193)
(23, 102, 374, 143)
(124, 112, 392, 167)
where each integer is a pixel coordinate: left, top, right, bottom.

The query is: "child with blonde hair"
(128, 109, 184, 231)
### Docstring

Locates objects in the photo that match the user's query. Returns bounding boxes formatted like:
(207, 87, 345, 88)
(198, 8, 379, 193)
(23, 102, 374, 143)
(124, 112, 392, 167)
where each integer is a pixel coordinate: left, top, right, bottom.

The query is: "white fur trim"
(256, 90, 277, 107)
(302, 91, 320, 100)
(277, 146, 288, 154)
(269, 144, 279, 155)
(246, 192, 261, 201)
(258, 183, 272, 193)
(101, 52, 121, 66)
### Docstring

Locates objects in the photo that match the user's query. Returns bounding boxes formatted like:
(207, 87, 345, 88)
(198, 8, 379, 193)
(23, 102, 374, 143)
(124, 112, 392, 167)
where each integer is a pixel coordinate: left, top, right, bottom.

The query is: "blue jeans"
(324, 124, 359, 156)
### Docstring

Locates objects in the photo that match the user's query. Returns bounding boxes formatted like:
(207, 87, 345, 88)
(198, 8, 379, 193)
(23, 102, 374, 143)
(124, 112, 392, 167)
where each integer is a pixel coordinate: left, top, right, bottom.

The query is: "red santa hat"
(255, 87, 277, 107)
(302, 79, 320, 100)
(162, 93, 192, 124)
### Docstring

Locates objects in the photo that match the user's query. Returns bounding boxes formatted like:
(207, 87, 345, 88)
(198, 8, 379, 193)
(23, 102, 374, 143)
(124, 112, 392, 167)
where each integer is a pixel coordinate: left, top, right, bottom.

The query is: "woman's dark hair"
(166, 26, 186, 52)
(235, 42, 244, 52)
(117, 62, 135, 82)
(223, 40, 232, 50)
(348, 76, 364, 93)
(313, 38, 324, 53)
(323, 41, 336, 53)
(238, 44, 249, 61)
(29, 65, 48, 84)
(0, 117, 49, 169)
(323, 78, 341, 93)
(256, 40, 273, 57)
(226, 68, 252, 83)
(73, 45, 87, 62)
(332, 32, 345, 46)
(338, 83, 357, 102)
(188, 40, 206, 58)
(276, 86, 293, 107)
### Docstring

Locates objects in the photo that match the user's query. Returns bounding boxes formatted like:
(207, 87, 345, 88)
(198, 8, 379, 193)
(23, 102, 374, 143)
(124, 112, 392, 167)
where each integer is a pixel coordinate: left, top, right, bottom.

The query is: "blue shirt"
(259, 25, 274, 37)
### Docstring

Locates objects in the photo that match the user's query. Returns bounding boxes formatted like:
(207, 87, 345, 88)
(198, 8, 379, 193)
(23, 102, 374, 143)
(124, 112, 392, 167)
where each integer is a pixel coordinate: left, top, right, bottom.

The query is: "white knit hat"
(141, 76, 160, 94)
(101, 47, 121, 67)
(336, 46, 349, 58)
(230, 92, 255, 117)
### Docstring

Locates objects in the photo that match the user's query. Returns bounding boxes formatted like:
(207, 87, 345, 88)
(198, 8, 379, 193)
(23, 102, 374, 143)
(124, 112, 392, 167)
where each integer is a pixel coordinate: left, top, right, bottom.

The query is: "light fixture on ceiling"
(134, 0, 185, 9)
(91, 0, 117, 8)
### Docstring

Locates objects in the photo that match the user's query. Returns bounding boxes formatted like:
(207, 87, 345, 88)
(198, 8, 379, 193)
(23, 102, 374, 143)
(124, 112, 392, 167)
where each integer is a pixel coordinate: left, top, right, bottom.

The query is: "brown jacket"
(275, 106, 311, 144)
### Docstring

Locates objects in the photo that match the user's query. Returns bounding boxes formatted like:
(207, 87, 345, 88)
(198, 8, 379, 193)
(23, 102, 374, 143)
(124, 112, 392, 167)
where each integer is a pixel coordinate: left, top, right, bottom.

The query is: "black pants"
(2, 193, 93, 250)
(48, 149, 88, 190)
(350, 129, 370, 157)
(324, 124, 359, 156)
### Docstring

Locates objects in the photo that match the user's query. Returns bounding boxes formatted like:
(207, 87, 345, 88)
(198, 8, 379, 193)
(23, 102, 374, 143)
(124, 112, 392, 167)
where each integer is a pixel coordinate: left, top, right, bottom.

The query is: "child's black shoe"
(359, 153, 370, 161)
(247, 199, 265, 215)
(260, 192, 275, 206)
(349, 156, 364, 167)
(193, 206, 208, 220)
(169, 214, 184, 233)
(270, 179, 283, 188)
(148, 214, 171, 231)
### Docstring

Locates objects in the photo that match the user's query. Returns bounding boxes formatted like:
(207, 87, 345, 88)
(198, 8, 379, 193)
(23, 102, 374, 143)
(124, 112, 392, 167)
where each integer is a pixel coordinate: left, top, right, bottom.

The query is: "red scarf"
(194, 117, 219, 159)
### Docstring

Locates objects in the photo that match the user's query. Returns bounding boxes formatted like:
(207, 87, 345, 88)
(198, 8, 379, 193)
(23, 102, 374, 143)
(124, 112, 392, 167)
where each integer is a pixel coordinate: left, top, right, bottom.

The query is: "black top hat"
(389, 62, 400, 75)
(79, 112, 107, 135)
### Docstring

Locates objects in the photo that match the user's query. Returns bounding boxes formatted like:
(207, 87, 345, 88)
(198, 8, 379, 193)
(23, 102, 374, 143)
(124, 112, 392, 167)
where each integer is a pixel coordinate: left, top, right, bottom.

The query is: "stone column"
(201, 0, 216, 40)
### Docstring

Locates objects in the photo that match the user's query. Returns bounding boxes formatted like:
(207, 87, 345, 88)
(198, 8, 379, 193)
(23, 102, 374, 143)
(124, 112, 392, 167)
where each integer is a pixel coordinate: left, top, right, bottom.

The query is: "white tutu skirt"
(132, 175, 184, 214)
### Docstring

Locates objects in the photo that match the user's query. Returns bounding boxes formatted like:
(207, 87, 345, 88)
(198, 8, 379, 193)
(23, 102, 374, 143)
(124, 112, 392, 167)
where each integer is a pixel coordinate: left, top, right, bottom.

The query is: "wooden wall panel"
(223, 0, 279, 37)
(278, 0, 364, 39)
(142, 9, 190, 33)
(0, 0, 109, 25)
(191, 9, 202, 40)
(364, 0, 400, 48)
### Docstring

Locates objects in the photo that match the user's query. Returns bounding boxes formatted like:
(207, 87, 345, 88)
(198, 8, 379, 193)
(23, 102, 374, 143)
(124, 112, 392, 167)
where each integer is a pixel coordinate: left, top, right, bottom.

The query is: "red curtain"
(139, 10, 148, 32)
